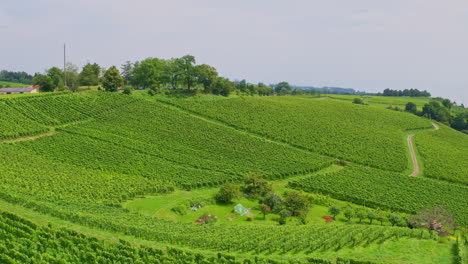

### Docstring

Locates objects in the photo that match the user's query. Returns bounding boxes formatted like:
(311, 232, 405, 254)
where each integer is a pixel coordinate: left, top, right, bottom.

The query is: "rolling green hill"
(0, 92, 465, 263)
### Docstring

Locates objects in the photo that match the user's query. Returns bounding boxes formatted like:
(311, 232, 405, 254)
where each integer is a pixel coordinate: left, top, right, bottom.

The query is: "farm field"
(0, 92, 465, 263)
(0, 80, 28, 87)
(327, 94, 432, 107)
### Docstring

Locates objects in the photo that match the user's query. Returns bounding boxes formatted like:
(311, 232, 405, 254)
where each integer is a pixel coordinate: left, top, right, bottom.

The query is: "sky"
(1, 0, 467, 104)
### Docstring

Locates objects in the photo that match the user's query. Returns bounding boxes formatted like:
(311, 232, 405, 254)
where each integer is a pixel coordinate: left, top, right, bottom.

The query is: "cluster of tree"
(0, 70, 34, 84)
(381, 88, 431, 97)
(214, 174, 311, 225)
(33, 63, 124, 93)
(272, 82, 320, 96)
(123, 55, 277, 97)
(403, 100, 468, 132)
(328, 204, 457, 233)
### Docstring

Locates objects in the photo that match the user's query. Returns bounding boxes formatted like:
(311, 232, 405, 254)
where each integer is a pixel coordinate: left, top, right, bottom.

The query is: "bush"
(171, 205, 187, 216)
(215, 184, 241, 204)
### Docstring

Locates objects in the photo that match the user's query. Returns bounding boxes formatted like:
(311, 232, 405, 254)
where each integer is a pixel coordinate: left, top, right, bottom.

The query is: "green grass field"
(0, 91, 465, 263)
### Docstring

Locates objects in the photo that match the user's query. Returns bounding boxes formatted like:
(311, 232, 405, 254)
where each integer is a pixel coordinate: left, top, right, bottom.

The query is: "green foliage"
(415, 126, 468, 185)
(289, 165, 468, 226)
(328, 204, 341, 219)
(165, 96, 432, 172)
(34, 74, 54, 92)
(79, 62, 100, 87)
(405, 102, 417, 113)
(0, 101, 48, 139)
(352, 98, 365, 105)
(243, 174, 272, 198)
(215, 184, 241, 204)
(102, 66, 124, 92)
(123, 86, 132, 95)
(344, 207, 355, 221)
(284, 191, 310, 216)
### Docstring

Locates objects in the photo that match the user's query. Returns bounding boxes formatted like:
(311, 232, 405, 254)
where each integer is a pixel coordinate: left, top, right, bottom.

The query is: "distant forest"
(0, 70, 34, 85)
(380, 88, 431, 97)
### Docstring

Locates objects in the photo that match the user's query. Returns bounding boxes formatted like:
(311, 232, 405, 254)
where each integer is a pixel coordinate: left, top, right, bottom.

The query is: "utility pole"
(63, 43, 66, 89)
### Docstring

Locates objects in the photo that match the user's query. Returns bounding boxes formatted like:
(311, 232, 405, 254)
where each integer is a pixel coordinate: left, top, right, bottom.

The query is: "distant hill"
(293, 85, 365, 95)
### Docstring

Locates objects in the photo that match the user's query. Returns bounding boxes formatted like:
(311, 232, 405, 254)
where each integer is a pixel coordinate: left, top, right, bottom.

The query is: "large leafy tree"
(132, 58, 165, 89)
(46, 67, 63, 89)
(176, 55, 197, 90)
(195, 64, 218, 92)
(275, 81, 292, 94)
(102, 66, 124, 92)
(34, 74, 54, 92)
(79, 63, 100, 87)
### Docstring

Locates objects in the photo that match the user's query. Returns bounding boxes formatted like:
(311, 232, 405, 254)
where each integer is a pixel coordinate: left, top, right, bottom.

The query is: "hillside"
(0, 92, 466, 263)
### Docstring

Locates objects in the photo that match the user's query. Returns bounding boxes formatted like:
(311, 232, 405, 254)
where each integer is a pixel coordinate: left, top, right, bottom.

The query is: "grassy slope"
(0, 80, 28, 87)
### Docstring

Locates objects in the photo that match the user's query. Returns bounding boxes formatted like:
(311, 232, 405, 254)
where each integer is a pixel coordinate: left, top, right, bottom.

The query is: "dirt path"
(2, 131, 56, 143)
(407, 122, 439, 176)
(407, 134, 419, 176)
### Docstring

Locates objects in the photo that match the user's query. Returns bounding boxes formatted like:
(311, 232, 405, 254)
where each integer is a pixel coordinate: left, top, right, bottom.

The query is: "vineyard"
(18, 99, 331, 188)
(0, 101, 48, 139)
(289, 165, 468, 226)
(415, 124, 468, 185)
(160, 96, 432, 172)
(0, 92, 465, 263)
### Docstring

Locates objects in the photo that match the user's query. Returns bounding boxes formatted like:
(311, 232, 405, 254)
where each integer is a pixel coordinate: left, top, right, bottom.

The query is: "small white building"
(0, 87, 39, 95)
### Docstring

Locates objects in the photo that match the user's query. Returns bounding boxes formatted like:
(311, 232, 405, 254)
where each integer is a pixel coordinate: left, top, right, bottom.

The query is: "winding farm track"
(407, 122, 439, 176)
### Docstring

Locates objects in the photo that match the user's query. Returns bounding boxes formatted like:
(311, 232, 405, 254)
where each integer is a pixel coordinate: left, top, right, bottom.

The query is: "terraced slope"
(18, 100, 331, 188)
(162, 96, 432, 172)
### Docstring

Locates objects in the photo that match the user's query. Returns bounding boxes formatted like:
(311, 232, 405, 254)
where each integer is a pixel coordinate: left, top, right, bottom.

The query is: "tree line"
(24, 55, 323, 97)
(403, 99, 468, 133)
(380, 88, 431, 97)
(0, 70, 35, 85)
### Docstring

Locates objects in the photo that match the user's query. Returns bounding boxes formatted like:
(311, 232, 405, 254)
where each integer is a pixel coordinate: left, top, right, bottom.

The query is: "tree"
(212, 77, 235, 96)
(388, 213, 402, 226)
(344, 207, 355, 222)
(259, 204, 271, 220)
(243, 174, 272, 198)
(367, 210, 377, 224)
(355, 209, 368, 223)
(260, 192, 284, 213)
(132, 58, 165, 89)
(214, 184, 241, 204)
(441, 99, 453, 109)
(196, 64, 218, 92)
(376, 211, 386, 226)
(275, 82, 291, 94)
(79, 63, 100, 87)
(409, 206, 456, 232)
(284, 191, 310, 216)
(405, 102, 417, 113)
(34, 74, 54, 92)
(102, 66, 124, 92)
(64, 63, 80, 92)
(121, 61, 134, 85)
(46, 67, 63, 89)
(328, 204, 341, 219)
(177, 55, 197, 90)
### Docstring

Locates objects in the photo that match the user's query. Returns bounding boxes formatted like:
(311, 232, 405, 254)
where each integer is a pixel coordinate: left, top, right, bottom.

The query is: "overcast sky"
(1, 0, 467, 104)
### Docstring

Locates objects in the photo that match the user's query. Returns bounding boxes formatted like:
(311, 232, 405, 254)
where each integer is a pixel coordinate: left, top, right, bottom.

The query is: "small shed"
(234, 204, 248, 216)
(0, 87, 38, 95)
